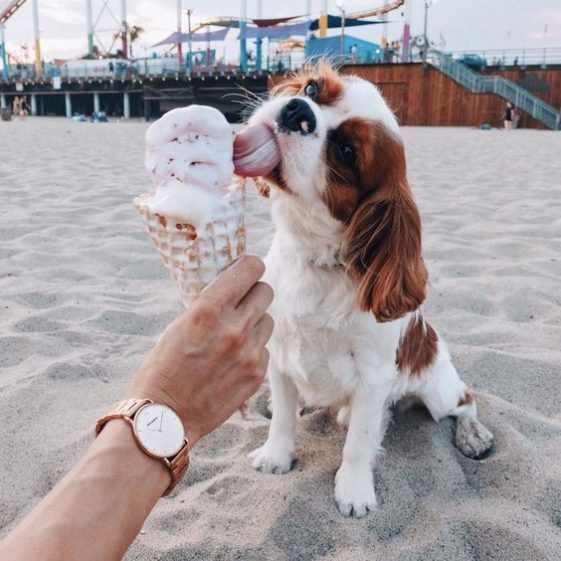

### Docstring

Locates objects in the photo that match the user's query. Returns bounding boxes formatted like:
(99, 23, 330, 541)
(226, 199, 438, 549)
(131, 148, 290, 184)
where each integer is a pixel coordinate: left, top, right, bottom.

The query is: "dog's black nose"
(278, 98, 316, 135)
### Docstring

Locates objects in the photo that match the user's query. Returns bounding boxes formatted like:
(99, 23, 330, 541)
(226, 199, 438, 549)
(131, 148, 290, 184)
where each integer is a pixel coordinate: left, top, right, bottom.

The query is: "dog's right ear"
(343, 129, 428, 323)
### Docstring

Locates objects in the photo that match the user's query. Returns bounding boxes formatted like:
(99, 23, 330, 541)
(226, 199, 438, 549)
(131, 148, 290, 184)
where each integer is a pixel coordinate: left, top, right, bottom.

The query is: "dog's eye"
(304, 82, 317, 98)
(337, 143, 356, 164)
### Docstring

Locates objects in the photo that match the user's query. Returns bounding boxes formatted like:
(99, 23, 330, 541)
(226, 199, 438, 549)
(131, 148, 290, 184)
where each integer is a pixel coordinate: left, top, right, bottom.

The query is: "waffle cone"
(134, 182, 246, 308)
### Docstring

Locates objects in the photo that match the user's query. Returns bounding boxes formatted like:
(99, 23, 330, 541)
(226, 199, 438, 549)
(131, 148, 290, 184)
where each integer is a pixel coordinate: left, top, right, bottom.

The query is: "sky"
(1, 0, 560, 64)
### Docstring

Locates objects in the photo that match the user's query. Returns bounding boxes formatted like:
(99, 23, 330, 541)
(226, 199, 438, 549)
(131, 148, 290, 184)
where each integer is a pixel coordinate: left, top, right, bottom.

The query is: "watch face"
(134, 403, 185, 458)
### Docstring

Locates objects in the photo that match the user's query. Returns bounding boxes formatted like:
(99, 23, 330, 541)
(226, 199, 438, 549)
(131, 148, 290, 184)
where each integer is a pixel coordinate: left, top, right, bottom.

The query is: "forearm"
(0, 421, 169, 561)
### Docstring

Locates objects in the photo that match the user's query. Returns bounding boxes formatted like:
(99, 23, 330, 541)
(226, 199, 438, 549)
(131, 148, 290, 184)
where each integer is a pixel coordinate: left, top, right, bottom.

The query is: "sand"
(1, 118, 561, 560)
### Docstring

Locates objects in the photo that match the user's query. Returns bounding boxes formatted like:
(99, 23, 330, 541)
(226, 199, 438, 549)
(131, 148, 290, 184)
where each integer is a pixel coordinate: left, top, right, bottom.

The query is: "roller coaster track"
(346, 0, 404, 20)
(0, 0, 27, 24)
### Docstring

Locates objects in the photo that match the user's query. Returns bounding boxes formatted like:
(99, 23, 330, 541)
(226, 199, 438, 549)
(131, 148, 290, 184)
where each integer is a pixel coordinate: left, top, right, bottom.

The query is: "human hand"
(128, 255, 274, 449)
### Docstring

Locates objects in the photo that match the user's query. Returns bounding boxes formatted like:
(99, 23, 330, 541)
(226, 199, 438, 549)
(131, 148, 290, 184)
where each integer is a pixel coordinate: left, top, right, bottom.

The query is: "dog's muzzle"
(277, 98, 316, 135)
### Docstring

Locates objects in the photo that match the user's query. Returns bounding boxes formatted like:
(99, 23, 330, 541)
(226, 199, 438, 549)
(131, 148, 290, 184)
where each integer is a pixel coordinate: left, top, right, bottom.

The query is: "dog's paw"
(247, 438, 295, 474)
(334, 465, 377, 518)
(455, 416, 494, 459)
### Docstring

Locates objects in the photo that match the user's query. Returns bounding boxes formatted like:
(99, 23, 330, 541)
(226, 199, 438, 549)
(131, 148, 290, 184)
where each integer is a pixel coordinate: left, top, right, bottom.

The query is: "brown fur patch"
(323, 118, 407, 223)
(271, 60, 344, 106)
(253, 177, 271, 198)
(458, 391, 475, 407)
(340, 121, 428, 322)
(396, 314, 438, 376)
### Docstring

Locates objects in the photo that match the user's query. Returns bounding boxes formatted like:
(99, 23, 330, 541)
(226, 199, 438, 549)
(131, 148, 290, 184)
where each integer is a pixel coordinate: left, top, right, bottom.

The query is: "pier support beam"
(30, 94, 37, 116)
(176, 0, 183, 72)
(121, 0, 128, 58)
(86, 0, 94, 56)
(255, 0, 262, 72)
(402, 0, 412, 63)
(0, 22, 9, 80)
(123, 92, 130, 119)
(94, 92, 100, 113)
(320, 0, 328, 38)
(31, 0, 42, 77)
(239, 0, 247, 73)
(65, 93, 72, 118)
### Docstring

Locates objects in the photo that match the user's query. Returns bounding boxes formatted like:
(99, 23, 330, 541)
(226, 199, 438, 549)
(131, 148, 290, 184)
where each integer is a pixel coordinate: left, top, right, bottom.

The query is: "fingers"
(251, 313, 274, 349)
(237, 281, 274, 327)
(258, 347, 270, 376)
(237, 313, 273, 381)
(203, 255, 265, 308)
(222, 347, 270, 409)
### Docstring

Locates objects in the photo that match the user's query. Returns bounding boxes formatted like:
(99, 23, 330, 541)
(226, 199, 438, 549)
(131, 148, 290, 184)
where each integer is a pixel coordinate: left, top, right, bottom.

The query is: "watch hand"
(146, 416, 159, 428)
(159, 410, 165, 432)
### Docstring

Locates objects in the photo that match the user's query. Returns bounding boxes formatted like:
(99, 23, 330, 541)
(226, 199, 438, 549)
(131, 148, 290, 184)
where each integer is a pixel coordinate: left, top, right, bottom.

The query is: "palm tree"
(112, 25, 144, 59)
(129, 26, 145, 58)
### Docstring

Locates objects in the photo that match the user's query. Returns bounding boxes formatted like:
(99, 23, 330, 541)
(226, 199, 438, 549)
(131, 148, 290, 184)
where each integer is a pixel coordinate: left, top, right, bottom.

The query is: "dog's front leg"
(335, 384, 389, 518)
(248, 366, 299, 474)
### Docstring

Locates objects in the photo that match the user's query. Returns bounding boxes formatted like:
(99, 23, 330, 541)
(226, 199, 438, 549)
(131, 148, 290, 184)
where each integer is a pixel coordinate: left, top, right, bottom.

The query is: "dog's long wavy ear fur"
(343, 126, 428, 323)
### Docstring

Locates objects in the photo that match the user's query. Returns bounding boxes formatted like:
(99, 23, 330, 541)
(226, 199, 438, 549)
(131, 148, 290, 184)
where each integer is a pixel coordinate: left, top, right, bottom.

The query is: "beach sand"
(1, 118, 561, 560)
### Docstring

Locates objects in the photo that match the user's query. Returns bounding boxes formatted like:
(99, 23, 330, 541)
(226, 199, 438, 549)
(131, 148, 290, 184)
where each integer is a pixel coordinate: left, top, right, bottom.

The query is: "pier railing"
(429, 50, 561, 130)
(445, 47, 561, 68)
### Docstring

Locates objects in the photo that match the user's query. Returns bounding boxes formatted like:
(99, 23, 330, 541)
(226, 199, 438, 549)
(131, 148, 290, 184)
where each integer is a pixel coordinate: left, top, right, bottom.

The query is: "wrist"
(96, 398, 192, 495)
(93, 419, 170, 495)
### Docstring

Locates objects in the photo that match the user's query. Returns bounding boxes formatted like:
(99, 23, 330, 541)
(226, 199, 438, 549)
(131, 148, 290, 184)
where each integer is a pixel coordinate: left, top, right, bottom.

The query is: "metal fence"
(446, 47, 561, 68)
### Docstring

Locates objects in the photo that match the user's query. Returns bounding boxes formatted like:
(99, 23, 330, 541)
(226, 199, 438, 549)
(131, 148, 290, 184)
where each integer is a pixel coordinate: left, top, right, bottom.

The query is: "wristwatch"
(95, 398, 189, 496)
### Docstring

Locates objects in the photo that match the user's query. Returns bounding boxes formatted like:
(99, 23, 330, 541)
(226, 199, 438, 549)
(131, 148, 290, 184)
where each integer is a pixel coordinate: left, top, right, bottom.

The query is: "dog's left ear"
(343, 129, 428, 322)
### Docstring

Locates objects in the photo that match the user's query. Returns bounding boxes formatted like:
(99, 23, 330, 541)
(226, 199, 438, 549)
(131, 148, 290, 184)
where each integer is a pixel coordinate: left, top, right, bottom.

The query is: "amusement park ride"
(1, 1, 559, 129)
(1, 0, 37, 79)
(1, 0, 128, 79)
(0, 0, 408, 80)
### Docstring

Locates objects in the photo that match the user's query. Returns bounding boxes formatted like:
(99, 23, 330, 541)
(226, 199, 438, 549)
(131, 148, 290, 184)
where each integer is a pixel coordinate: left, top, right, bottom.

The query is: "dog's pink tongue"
(233, 124, 280, 177)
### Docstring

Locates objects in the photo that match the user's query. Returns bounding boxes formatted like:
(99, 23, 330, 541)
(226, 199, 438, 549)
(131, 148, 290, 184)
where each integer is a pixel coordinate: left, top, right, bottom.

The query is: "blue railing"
(446, 47, 561, 68)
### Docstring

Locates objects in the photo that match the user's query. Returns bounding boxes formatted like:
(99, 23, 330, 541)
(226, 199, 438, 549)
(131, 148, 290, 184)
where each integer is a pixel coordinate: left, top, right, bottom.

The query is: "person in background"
(392, 40, 401, 62)
(512, 106, 520, 129)
(0, 256, 273, 561)
(12, 96, 21, 117)
(504, 102, 514, 130)
(19, 96, 29, 119)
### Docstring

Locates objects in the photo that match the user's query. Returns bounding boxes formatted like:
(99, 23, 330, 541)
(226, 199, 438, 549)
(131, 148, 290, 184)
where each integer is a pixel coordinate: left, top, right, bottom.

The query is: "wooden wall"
(268, 63, 561, 129)
(481, 65, 561, 109)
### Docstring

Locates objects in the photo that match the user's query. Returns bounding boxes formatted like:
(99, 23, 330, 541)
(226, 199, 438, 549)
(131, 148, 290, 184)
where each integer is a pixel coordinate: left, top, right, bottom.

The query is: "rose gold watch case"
(132, 403, 186, 459)
(95, 398, 190, 496)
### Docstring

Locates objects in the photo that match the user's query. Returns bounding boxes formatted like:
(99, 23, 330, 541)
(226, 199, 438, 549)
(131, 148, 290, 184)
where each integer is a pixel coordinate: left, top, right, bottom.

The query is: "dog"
(244, 63, 494, 517)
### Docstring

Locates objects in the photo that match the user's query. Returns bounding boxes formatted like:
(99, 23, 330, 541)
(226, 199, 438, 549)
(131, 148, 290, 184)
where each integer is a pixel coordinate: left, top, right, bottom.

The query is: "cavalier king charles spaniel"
(234, 63, 494, 518)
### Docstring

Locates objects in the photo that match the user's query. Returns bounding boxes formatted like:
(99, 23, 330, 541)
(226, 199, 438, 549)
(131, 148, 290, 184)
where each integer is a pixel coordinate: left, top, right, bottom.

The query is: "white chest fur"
(265, 234, 403, 407)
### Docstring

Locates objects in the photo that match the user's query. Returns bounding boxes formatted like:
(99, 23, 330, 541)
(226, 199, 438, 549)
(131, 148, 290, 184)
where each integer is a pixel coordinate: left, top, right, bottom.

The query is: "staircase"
(428, 50, 561, 130)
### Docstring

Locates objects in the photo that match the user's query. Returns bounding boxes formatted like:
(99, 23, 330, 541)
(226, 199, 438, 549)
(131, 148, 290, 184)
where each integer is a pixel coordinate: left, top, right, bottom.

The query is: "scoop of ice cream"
(144, 105, 236, 227)
(233, 123, 281, 178)
(146, 105, 235, 192)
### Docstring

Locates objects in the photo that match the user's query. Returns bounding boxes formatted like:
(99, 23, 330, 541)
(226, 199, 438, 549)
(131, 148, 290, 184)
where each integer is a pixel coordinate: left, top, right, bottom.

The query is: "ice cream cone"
(134, 181, 246, 308)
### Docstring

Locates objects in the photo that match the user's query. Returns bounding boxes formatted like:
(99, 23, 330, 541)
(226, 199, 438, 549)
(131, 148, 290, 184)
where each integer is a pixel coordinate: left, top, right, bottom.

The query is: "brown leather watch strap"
(95, 398, 189, 496)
